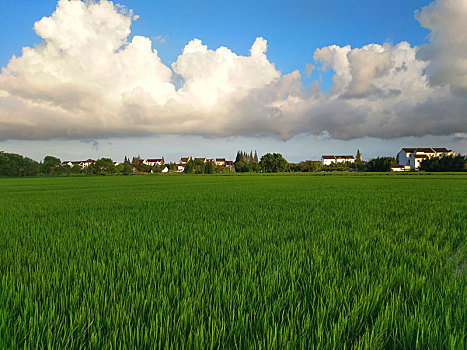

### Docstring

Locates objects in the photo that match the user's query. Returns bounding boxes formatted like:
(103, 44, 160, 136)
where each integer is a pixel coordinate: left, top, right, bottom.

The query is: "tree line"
(420, 154, 466, 172)
(183, 159, 232, 174)
(1, 151, 465, 177)
(233, 150, 291, 173)
(234, 150, 260, 172)
(0, 153, 164, 177)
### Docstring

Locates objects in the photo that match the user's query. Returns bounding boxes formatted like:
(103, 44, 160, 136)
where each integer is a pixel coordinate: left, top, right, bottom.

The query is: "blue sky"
(0, 0, 432, 87)
(0, 0, 465, 162)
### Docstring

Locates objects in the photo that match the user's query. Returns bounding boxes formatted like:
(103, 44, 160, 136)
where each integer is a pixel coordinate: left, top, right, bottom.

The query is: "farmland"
(0, 174, 466, 349)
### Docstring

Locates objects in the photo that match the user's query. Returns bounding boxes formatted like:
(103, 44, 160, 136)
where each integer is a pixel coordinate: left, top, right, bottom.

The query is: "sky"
(0, 0, 466, 162)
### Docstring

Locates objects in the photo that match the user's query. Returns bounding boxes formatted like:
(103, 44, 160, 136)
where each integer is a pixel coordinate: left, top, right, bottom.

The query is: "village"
(321, 147, 456, 171)
(58, 147, 458, 173)
(61, 156, 236, 173)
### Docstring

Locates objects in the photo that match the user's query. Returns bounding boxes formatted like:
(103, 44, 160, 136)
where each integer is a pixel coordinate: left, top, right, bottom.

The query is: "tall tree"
(235, 151, 241, 163)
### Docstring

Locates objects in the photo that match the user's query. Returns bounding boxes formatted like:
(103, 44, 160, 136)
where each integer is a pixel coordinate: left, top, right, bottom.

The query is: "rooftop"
(415, 148, 435, 153)
(402, 147, 452, 154)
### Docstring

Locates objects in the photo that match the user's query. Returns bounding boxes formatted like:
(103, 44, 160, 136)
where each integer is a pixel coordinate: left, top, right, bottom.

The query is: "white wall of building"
(321, 157, 335, 165)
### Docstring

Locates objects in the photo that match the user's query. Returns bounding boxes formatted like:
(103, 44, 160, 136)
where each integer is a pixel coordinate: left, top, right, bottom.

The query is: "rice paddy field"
(0, 173, 466, 349)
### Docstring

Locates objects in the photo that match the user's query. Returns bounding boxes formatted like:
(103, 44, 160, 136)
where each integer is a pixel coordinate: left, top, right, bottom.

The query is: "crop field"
(0, 173, 466, 349)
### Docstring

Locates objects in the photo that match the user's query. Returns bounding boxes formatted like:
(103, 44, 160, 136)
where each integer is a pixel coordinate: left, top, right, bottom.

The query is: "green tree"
(241, 164, 250, 173)
(235, 151, 241, 163)
(193, 159, 205, 174)
(291, 160, 323, 172)
(260, 153, 289, 173)
(204, 162, 215, 174)
(420, 155, 466, 172)
(22, 157, 40, 176)
(367, 157, 395, 172)
(234, 161, 245, 172)
(152, 165, 163, 173)
(183, 160, 194, 174)
(167, 163, 177, 172)
(71, 164, 82, 174)
(43, 156, 61, 175)
(95, 158, 115, 175)
(249, 161, 260, 172)
(260, 153, 274, 173)
(121, 157, 133, 175)
(59, 164, 72, 176)
(114, 163, 124, 175)
(0, 152, 40, 176)
(235, 150, 261, 172)
(122, 163, 133, 175)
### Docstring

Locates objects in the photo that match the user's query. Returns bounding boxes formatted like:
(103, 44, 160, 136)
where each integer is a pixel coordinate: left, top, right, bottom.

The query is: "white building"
(397, 148, 455, 170)
(390, 165, 410, 172)
(215, 158, 226, 167)
(321, 155, 355, 165)
(321, 156, 336, 165)
(179, 157, 190, 166)
(336, 155, 355, 163)
(81, 159, 96, 167)
(61, 160, 88, 168)
(144, 158, 164, 166)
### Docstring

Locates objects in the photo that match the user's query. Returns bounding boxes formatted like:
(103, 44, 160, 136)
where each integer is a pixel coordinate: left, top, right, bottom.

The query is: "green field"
(1, 174, 466, 349)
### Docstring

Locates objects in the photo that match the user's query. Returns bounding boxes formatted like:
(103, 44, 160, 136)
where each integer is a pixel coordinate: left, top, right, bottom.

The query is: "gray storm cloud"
(0, 0, 466, 141)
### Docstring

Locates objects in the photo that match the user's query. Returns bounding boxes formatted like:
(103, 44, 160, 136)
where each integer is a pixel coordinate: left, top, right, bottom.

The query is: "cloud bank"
(0, 0, 465, 141)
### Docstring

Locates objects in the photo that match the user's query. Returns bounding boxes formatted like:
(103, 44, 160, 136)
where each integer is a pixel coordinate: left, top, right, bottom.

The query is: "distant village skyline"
(2, 144, 460, 167)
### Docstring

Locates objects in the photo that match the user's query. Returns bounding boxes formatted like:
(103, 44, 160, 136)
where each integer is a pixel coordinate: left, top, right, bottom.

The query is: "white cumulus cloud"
(416, 0, 467, 94)
(0, 0, 465, 141)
